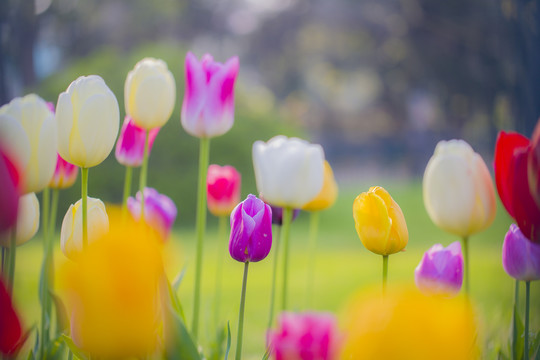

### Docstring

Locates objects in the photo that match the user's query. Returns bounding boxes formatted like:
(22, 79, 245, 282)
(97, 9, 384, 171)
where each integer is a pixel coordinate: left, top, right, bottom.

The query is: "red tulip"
(528, 121, 540, 206)
(0, 279, 23, 355)
(0, 147, 20, 233)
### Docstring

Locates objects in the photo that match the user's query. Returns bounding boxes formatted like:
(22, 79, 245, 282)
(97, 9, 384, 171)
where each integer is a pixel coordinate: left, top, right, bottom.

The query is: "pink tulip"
(181, 52, 239, 138)
(269, 312, 339, 360)
(128, 188, 177, 240)
(0, 148, 19, 233)
(115, 116, 159, 167)
(49, 154, 78, 189)
(207, 164, 241, 216)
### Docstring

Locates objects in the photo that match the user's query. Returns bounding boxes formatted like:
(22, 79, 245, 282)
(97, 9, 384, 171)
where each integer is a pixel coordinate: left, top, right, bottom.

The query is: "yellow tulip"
(352, 186, 408, 255)
(302, 161, 338, 211)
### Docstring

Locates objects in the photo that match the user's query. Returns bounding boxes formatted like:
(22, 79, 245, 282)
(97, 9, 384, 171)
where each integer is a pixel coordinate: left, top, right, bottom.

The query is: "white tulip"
(0, 193, 40, 247)
(60, 197, 109, 261)
(56, 75, 120, 168)
(0, 94, 57, 194)
(253, 135, 325, 208)
(423, 139, 496, 237)
(125, 58, 176, 130)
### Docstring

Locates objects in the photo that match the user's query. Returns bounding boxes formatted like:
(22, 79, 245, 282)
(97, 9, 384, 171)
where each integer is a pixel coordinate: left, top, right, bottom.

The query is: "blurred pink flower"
(49, 154, 78, 189)
(128, 187, 177, 240)
(115, 116, 159, 167)
(0, 147, 19, 233)
(207, 164, 241, 216)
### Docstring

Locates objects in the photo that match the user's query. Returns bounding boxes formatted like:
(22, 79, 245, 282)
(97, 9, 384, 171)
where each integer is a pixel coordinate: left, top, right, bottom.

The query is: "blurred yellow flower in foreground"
(61, 212, 164, 358)
(341, 286, 479, 360)
(303, 161, 339, 211)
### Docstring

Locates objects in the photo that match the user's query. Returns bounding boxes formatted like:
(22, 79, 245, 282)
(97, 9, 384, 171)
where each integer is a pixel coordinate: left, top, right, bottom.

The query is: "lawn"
(11, 181, 540, 359)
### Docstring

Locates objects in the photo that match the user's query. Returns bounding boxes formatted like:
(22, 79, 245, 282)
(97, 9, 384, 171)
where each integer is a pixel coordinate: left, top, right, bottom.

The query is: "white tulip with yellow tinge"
(61, 197, 109, 261)
(0, 193, 40, 247)
(302, 161, 338, 212)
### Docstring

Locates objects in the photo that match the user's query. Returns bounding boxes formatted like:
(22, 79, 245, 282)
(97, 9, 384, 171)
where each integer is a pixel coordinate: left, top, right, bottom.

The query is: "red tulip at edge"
(0, 147, 20, 233)
(528, 121, 540, 207)
(494, 130, 540, 243)
(0, 279, 23, 355)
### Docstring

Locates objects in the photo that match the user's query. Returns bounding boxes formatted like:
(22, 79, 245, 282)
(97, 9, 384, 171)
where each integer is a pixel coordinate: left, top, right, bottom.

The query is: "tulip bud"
(253, 136, 325, 209)
(115, 116, 160, 167)
(502, 224, 540, 281)
(415, 242, 463, 297)
(0, 94, 57, 194)
(0, 193, 40, 247)
(269, 312, 340, 360)
(268, 204, 300, 226)
(206, 164, 241, 216)
(423, 140, 496, 237)
(56, 75, 120, 168)
(353, 186, 408, 256)
(302, 161, 339, 212)
(60, 197, 109, 260)
(124, 58, 176, 130)
(181, 52, 239, 138)
(127, 188, 177, 240)
(229, 194, 272, 263)
(49, 154, 78, 189)
(0, 149, 19, 233)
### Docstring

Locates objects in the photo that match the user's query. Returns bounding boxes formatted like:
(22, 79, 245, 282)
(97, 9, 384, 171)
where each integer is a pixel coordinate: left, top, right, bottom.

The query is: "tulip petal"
(229, 203, 249, 262)
(249, 203, 272, 262)
(133, 74, 175, 129)
(181, 52, 206, 137)
(0, 114, 30, 183)
(353, 192, 391, 255)
(528, 121, 540, 207)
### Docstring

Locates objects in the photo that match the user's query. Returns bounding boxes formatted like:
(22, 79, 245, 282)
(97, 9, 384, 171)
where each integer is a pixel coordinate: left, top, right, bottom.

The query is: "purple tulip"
(229, 194, 272, 262)
(128, 187, 177, 241)
(181, 52, 239, 138)
(415, 241, 463, 297)
(115, 116, 160, 167)
(269, 204, 301, 226)
(503, 224, 540, 281)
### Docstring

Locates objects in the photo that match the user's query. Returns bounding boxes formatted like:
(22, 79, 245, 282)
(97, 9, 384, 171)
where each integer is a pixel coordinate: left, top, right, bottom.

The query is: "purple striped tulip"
(115, 116, 159, 167)
(181, 52, 239, 138)
(229, 194, 272, 263)
(128, 188, 177, 240)
(415, 241, 463, 297)
(503, 224, 540, 281)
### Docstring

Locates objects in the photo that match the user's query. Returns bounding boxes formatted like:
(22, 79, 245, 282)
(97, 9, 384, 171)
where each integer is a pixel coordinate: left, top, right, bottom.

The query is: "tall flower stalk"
(280, 208, 293, 311)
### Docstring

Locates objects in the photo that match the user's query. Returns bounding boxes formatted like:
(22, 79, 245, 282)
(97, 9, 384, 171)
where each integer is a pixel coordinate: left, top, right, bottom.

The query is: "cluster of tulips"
(0, 49, 539, 360)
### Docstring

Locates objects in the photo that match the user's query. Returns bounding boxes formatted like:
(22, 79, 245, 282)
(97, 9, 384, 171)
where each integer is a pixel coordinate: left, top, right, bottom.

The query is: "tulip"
(0, 192, 39, 247)
(269, 205, 300, 226)
(127, 188, 177, 240)
(207, 164, 241, 216)
(495, 131, 540, 243)
(269, 312, 339, 360)
(528, 120, 540, 206)
(0, 94, 57, 194)
(49, 154, 78, 189)
(302, 161, 338, 212)
(124, 58, 176, 130)
(253, 135, 325, 209)
(424, 140, 496, 238)
(181, 52, 239, 138)
(56, 75, 120, 168)
(0, 279, 23, 356)
(115, 116, 160, 168)
(415, 242, 463, 297)
(502, 224, 540, 281)
(60, 197, 109, 261)
(0, 149, 19, 233)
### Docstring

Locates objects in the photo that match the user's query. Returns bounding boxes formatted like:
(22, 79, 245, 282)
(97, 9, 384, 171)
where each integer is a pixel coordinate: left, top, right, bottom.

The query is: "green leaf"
(163, 303, 201, 360)
(172, 266, 187, 292)
(224, 322, 231, 360)
(27, 349, 34, 360)
(262, 347, 271, 360)
(166, 276, 186, 323)
(45, 336, 64, 360)
(513, 302, 525, 360)
(49, 291, 69, 335)
(61, 334, 89, 360)
(207, 323, 227, 360)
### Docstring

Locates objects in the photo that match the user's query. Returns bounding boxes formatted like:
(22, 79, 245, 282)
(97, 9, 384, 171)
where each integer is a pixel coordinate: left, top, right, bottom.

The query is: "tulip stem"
(139, 130, 150, 215)
(39, 187, 51, 359)
(306, 211, 320, 308)
(525, 280, 530, 359)
(192, 137, 210, 340)
(267, 225, 281, 331)
(6, 230, 16, 296)
(461, 236, 469, 294)
(512, 280, 519, 360)
(235, 261, 249, 360)
(281, 208, 293, 311)
(214, 215, 228, 326)
(81, 167, 89, 249)
(122, 166, 133, 214)
(382, 255, 388, 294)
(48, 189, 59, 333)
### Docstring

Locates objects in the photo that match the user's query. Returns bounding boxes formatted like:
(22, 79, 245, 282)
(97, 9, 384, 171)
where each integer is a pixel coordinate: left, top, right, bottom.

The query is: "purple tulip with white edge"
(181, 52, 239, 139)
(503, 224, 540, 281)
(415, 241, 463, 297)
(229, 194, 272, 263)
(128, 188, 177, 241)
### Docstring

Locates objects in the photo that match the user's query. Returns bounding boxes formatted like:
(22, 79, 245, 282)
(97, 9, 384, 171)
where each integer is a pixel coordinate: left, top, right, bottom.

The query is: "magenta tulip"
(49, 154, 78, 189)
(269, 312, 340, 360)
(128, 188, 177, 240)
(503, 224, 540, 281)
(207, 164, 241, 216)
(415, 241, 463, 297)
(0, 148, 19, 233)
(181, 52, 239, 138)
(115, 116, 159, 167)
(229, 194, 272, 263)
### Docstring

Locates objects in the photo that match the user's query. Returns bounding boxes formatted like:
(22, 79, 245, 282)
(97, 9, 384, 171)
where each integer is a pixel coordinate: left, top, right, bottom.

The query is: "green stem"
(191, 137, 210, 340)
(512, 280, 519, 360)
(81, 168, 89, 250)
(461, 236, 469, 295)
(267, 226, 281, 331)
(525, 281, 530, 359)
(280, 208, 293, 311)
(7, 230, 16, 296)
(382, 255, 388, 294)
(48, 189, 59, 333)
(122, 166, 133, 213)
(49, 189, 59, 238)
(235, 261, 249, 360)
(139, 130, 150, 216)
(213, 215, 228, 326)
(39, 187, 51, 359)
(306, 211, 320, 308)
